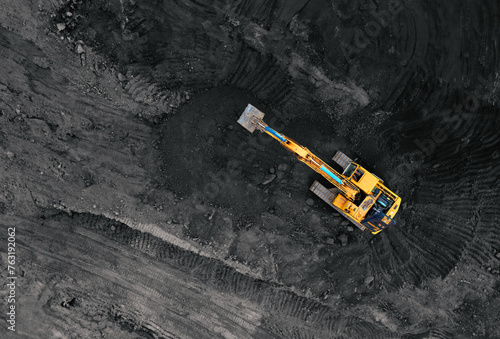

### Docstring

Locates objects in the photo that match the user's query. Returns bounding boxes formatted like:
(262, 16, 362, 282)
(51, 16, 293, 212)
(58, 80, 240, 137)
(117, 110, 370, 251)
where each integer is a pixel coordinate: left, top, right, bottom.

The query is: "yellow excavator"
(237, 104, 401, 234)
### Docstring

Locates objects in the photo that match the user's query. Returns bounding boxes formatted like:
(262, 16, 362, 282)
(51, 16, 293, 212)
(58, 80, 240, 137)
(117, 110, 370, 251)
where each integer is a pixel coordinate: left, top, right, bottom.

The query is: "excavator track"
(332, 151, 353, 171)
(309, 181, 366, 231)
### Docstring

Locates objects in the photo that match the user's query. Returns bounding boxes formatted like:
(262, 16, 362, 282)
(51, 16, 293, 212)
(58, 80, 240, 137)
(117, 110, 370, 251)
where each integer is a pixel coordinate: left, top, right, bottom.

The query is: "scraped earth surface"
(1, 0, 500, 338)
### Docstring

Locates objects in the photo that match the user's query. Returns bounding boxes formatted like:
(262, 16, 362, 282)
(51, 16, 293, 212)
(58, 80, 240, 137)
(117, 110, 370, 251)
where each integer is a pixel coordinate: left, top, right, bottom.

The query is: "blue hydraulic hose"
(264, 126, 287, 143)
(320, 165, 343, 185)
(263, 126, 342, 186)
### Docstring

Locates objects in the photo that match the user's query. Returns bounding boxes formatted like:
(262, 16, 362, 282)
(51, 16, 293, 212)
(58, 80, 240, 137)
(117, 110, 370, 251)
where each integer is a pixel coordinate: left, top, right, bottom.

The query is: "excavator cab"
(343, 163, 357, 177)
(343, 163, 380, 196)
(352, 169, 364, 181)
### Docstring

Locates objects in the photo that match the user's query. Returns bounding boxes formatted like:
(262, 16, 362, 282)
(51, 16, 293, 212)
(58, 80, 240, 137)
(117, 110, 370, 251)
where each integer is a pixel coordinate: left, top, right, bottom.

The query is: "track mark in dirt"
(14, 213, 271, 339)
(39, 210, 404, 338)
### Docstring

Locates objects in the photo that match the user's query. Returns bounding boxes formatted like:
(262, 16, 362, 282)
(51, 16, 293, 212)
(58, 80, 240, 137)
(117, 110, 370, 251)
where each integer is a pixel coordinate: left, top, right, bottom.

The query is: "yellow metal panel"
(385, 196, 401, 218)
(354, 169, 380, 194)
(333, 194, 348, 209)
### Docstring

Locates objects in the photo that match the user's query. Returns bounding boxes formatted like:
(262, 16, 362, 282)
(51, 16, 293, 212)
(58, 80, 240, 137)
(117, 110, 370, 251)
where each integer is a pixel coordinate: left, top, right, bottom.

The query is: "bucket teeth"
(237, 104, 265, 133)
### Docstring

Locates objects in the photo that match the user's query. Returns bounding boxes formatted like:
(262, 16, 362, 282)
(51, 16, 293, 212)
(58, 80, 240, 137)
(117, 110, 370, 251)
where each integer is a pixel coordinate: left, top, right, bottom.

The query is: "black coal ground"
(0, 0, 499, 338)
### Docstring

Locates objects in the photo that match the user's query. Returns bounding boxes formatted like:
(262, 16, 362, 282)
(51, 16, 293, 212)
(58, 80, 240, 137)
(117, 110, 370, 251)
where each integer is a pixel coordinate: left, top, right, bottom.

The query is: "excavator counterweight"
(237, 104, 401, 234)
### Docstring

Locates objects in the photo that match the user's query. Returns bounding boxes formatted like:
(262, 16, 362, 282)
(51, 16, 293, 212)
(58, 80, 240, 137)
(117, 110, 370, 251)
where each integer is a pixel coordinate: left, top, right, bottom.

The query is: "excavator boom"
(238, 105, 358, 199)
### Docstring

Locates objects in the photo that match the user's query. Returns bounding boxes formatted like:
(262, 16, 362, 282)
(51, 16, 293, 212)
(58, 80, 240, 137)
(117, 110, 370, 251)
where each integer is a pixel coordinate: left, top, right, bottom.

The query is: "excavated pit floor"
(0, 0, 499, 338)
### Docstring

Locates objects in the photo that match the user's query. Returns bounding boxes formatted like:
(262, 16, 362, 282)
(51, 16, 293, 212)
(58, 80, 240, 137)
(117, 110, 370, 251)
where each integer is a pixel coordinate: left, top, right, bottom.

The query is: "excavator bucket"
(238, 104, 265, 133)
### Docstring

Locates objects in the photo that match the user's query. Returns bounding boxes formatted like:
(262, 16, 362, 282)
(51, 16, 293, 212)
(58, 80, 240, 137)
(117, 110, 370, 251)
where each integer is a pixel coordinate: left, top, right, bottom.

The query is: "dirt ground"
(0, 0, 499, 338)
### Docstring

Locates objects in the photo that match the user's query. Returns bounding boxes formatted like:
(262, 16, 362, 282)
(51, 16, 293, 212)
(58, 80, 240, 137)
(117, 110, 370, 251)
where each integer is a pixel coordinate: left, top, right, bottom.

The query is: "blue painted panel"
(320, 165, 343, 185)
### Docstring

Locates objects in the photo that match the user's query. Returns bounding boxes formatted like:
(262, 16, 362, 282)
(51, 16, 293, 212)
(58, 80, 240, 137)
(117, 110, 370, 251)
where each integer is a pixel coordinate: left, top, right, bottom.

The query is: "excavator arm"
(238, 104, 359, 200)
